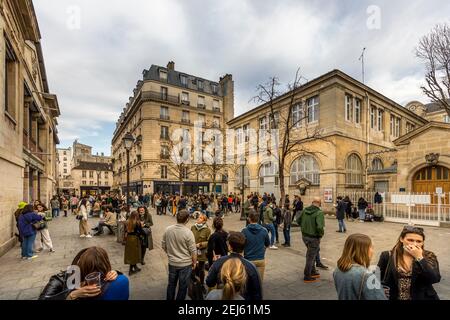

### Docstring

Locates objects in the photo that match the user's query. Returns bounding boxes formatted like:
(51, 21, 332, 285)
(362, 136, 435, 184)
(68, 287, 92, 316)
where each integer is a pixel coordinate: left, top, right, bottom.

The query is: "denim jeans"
(264, 223, 276, 246)
(359, 209, 366, 220)
(52, 208, 60, 218)
(22, 233, 37, 258)
(302, 236, 320, 277)
(338, 219, 346, 232)
(273, 222, 279, 243)
(283, 226, 291, 245)
(166, 265, 192, 300)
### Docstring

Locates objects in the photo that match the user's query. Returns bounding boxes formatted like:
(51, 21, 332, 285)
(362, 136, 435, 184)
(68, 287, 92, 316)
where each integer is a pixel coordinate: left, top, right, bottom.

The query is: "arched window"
(346, 154, 363, 185)
(235, 166, 250, 187)
(290, 156, 320, 185)
(259, 162, 279, 186)
(372, 158, 384, 171)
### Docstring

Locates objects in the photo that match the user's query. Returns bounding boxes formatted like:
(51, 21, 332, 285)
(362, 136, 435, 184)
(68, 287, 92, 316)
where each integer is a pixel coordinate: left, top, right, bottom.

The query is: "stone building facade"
(0, 0, 59, 256)
(71, 161, 113, 197)
(112, 61, 234, 196)
(227, 69, 433, 212)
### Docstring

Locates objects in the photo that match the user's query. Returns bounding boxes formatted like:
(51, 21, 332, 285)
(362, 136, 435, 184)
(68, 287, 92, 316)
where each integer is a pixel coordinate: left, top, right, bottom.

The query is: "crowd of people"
(12, 189, 441, 301)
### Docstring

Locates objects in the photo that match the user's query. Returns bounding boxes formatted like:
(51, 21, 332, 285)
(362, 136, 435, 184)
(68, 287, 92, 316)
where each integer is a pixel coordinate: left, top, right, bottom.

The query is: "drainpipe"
(365, 91, 370, 193)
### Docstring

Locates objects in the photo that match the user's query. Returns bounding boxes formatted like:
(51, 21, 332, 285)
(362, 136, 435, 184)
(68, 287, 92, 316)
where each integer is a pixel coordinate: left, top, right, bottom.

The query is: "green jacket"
(263, 206, 274, 225)
(296, 205, 325, 238)
(243, 200, 251, 216)
(191, 224, 211, 262)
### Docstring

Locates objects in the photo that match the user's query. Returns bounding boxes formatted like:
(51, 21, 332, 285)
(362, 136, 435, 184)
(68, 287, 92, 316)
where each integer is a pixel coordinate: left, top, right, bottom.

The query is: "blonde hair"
(220, 258, 247, 300)
(337, 234, 372, 272)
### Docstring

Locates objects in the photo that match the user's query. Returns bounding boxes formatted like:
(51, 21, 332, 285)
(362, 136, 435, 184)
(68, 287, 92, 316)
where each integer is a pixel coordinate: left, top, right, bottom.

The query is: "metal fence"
(343, 191, 450, 227)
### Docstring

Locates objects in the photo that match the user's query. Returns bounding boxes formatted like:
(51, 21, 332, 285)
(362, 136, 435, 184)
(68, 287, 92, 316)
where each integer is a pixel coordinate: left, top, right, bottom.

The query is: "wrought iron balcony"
(142, 91, 180, 104)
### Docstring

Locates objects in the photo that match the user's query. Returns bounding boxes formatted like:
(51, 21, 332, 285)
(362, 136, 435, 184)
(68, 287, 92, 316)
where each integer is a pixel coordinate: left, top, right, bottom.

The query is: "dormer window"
(198, 80, 204, 91)
(211, 84, 218, 94)
(180, 75, 188, 87)
(159, 70, 168, 81)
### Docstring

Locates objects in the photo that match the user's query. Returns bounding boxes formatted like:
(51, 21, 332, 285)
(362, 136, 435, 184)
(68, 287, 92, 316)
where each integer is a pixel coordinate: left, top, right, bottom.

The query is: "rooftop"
(72, 161, 112, 171)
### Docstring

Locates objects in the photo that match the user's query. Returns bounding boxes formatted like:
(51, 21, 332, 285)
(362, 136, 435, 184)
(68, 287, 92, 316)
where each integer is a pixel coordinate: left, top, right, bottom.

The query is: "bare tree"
(252, 68, 331, 205)
(416, 23, 450, 116)
(199, 147, 229, 196)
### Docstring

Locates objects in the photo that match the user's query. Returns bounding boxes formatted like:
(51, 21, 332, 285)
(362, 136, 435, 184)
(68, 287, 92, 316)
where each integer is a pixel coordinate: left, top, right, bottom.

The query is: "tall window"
(212, 84, 218, 94)
(259, 162, 279, 186)
(180, 75, 188, 87)
(213, 117, 220, 128)
(290, 156, 320, 185)
(82, 171, 87, 178)
(346, 154, 363, 185)
(292, 104, 303, 128)
(259, 116, 268, 130)
(182, 167, 189, 179)
(89, 171, 94, 178)
(213, 99, 220, 111)
(160, 106, 169, 120)
(307, 96, 319, 123)
(390, 115, 400, 137)
(4, 38, 17, 118)
(345, 95, 353, 122)
(355, 98, 361, 124)
(161, 126, 169, 140)
(235, 166, 250, 187)
(243, 124, 250, 142)
(370, 106, 376, 129)
(198, 96, 205, 108)
(444, 115, 450, 123)
(198, 80, 204, 91)
(372, 158, 384, 171)
(269, 112, 279, 129)
(160, 87, 168, 100)
(198, 114, 205, 126)
(377, 109, 384, 131)
(161, 165, 167, 179)
(182, 110, 190, 122)
(181, 92, 189, 104)
(161, 145, 170, 159)
(236, 128, 243, 144)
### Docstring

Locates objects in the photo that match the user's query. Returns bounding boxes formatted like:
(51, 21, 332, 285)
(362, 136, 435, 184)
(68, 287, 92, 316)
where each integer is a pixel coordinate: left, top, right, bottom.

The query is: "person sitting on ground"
(66, 247, 129, 300)
(206, 231, 262, 300)
(93, 207, 117, 236)
(206, 258, 247, 300)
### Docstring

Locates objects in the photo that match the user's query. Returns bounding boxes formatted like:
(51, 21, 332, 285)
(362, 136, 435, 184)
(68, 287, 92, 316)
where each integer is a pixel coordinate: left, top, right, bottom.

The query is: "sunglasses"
(402, 225, 424, 233)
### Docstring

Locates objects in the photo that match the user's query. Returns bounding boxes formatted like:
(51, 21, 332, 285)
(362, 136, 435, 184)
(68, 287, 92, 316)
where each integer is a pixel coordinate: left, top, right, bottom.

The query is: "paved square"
(0, 209, 448, 300)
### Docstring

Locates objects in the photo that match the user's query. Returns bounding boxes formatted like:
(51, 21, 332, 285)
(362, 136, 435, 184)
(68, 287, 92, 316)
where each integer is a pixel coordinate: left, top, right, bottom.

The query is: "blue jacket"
(98, 274, 129, 300)
(205, 253, 262, 300)
(18, 212, 43, 237)
(242, 224, 270, 261)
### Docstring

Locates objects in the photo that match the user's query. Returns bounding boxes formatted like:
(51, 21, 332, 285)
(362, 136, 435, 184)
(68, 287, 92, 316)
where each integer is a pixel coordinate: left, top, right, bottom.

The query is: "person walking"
(296, 197, 325, 283)
(34, 203, 55, 253)
(62, 197, 69, 217)
(333, 234, 386, 300)
(162, 210, 197, 300)
(262, 203, 277, 249)
(336, 196, 347, 233)
(50, 196, 60, 218)
(206, 231, 262, 300)
(357, 197, 369, 222)
(377, 226, 441, 300)
(206, 258, 247, 300)
(242, 209, 270, 281)
(137, 206, 154, 265)
(272, 202, 282, 245)
(124, 211, 144, 275)
(18, 205, 43, 260)
(70, 195, 79, 214)
(191, 214, 211, 291)
(281, 204, 292, 247)
(78, 198, 92, 238)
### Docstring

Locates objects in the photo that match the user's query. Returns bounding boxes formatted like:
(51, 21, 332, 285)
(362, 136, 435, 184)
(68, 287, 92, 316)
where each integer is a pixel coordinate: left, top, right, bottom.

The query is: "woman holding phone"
(377, 225, 441, 300)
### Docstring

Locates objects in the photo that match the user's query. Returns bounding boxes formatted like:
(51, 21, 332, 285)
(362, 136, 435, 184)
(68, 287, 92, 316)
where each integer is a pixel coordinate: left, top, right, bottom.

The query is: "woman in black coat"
(377, 226, 440, 300)
(335, 196, 347, 233)
(206, 217, 228, 268)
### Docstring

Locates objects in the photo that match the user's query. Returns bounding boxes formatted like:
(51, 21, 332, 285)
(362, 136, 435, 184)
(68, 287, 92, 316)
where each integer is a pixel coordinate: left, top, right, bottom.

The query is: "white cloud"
(33, 0, 450, 154)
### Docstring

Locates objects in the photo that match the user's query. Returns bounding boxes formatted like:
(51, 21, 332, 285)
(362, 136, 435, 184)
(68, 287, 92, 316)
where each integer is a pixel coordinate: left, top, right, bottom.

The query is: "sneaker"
(27, 255, 38, 260)
(79, 235, 86, 238)
(284, 244, 291, 247)
(316, 264, 329, 270)
(311, 273, 321, 278)
(304, 276, 319, 283)
(359, 220, 364, 223)
(269, 245, 278, 250)
(86, 234, 92, 238)
(49, 249, 55, 253)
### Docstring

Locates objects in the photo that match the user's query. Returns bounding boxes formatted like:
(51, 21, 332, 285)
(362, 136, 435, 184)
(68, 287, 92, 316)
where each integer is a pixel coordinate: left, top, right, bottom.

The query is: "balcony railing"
(160, 115, 170, 121)
(181, 100, 190, 106)
(160, 135, 170, 140)
(181, 119, 191, 124)
(142, 91, 180, 104)
(213, 107, 221, 113)
(197, 104, 206, 110)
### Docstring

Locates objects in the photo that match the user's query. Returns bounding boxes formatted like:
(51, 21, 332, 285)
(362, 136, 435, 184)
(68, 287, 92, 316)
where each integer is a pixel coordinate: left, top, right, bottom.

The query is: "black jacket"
(205, 253, 262, 300)
(207, 230, 229, 267)
(377, 250, 441, 300)
(336, 200, 347, 220)
(357, 199, 368, 210)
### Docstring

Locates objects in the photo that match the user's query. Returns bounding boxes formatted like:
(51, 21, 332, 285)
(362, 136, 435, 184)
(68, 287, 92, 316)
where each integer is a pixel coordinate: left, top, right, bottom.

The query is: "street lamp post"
(123, 133, 135, 206)
(240, 157, 247, 221)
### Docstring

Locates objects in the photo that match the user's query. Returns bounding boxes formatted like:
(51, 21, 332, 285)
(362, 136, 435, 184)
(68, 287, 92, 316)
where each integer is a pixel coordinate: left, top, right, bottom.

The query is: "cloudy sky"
(34, 0, 450, 155)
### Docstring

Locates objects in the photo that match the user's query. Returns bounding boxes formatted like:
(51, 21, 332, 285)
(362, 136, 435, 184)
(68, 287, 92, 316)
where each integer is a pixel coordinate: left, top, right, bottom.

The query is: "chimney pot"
(167, 61, 175, 71)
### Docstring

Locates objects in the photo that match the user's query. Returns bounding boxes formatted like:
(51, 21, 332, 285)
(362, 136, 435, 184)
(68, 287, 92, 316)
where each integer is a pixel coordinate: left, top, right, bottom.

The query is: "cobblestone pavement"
(0, 208, 449, 300)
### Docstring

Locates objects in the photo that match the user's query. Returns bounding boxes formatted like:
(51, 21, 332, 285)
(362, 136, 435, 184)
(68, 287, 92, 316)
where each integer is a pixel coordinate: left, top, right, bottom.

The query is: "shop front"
(153, 181, 210, 195)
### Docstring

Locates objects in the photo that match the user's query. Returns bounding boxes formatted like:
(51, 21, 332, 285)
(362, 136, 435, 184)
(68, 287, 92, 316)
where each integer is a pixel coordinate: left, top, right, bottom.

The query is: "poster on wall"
(324, 188, 333, 203)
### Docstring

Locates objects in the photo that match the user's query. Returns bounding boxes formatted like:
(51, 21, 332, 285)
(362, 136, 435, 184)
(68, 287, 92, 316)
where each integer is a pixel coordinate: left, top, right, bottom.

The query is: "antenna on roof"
(358, 47, 366, 84)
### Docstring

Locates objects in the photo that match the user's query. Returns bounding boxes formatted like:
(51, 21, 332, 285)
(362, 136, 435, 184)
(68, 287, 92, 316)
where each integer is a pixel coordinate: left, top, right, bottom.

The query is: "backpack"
(188, 272, 204, 300)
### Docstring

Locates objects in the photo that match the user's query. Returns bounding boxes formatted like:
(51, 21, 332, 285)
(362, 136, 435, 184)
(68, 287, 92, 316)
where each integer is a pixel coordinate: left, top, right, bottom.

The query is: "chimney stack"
(167, 61, 175, 71)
